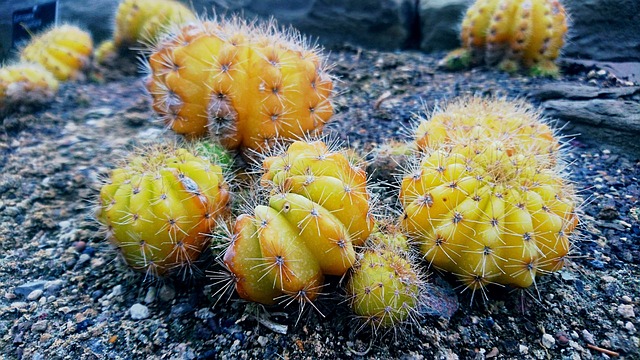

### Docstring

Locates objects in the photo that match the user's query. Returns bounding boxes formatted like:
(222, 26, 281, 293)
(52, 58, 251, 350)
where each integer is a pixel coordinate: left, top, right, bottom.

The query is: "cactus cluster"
(95, 0, 195, 67)
(222, 139, 374, 306)
(145, 18, 334, 151)
(348, 227, 423, 330)
(97, 146, 230, 278)
(400, 98, 577, 298)
(0, 63, 59, 115)
(20, 24, 93, 81)
(441, 0, 568, 77)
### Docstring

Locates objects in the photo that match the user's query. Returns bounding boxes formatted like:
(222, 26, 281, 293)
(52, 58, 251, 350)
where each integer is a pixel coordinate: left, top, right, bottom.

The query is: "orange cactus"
(145, 19, 333, 152)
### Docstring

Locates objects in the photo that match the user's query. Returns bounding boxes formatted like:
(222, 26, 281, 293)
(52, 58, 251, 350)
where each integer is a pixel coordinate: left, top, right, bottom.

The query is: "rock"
(562, 0, 640, 62)
(518, 344, 528, 355)
(196, 0, 416, 51)
(158, 284, 175, 302)
(130, 303, 150, 320)
(257, 335, 268, 347)
(541, 333, 555, 349)
(618, 304, 635, 319)
(31, 320, 48, 332)
(582, 329, 595, 344)
(27, 289, 43, 301)
(531, 83, 640, 101)
(418, 0, 470, 53)
(14, 280, 47, 298)
(44, 280, 64, 295)
(144, 287, 156, 304)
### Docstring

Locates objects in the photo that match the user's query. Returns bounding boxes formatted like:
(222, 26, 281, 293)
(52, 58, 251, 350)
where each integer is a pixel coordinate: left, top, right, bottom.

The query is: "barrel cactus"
(97, 146, 230, 279)
(400, 97, 578, 299)
(0, 63, 59, 115)
(348, 227, 423, 330)
(222, 139, 374, 307)
(145, 18, 334, 152)
(441, 0, 568, 77)
(20, 25, 93, 81)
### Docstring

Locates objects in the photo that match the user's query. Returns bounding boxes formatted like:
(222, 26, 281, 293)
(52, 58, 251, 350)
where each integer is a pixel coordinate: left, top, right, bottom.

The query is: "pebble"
(108, 285, 123, 299)
(158, 284, 175, 302)
(622, 295, 633, 304)
(144, 287, 157, 304)
(77, 253, 91, 266)
(257, 336, 268, 347)
(625, 321, 636, 333)
(582, 329, 595, 344)
(31, 320, 48, 332)
(519, 345, 529, 355)
(617, 304, 635, 319)
(555, 332, 570, 347)
(130, 303, 150, 320)
(541, 333, 555, 349)
(14, 280, 47, 298)
(44, 280, 64, 295)
(27, 289, 43, 301)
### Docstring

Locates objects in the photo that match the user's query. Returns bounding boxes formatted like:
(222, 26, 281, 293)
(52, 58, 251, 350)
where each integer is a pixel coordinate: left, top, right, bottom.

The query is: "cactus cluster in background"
(441, 0, 568, 77)
(400, 97, 578, 298)
(95, 0, 195, 67)
(222, 139, 374, 307)
(20, 24, 93, 81)
(0, 63, 59, 115)
(145, 18, 334, 152)
(97, 146, 230, 278)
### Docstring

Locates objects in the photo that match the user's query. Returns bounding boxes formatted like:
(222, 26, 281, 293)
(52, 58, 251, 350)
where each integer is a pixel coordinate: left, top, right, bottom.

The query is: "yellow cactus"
(145, 18, 334, 151)
(222, 140, 374, 307)
(20, 25, 93, 81)
(400, 98, 578, 298)
(442, 0, 568, 76)
(97, 146, 230, 279)
(0, 63, 59, 114)
(113, 0, 196, 48)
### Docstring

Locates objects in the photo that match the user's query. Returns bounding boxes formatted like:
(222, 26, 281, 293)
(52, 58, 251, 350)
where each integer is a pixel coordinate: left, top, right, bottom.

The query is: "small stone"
(31, 320, 48, 332)
(158, 284, 175, 302)
(555, 332, 570, 347)
(144, 287, 156, 304)
(77, 253, 91, 266)
(14, 280, 47, 298)
(44, 280, 64, 295)
(622, 295, 633, 304)
(625, 321, 636, 334)
(618, 304, 635, 319)
(130, 303, 150, 320)
(257, 336, 268, 347)
(108, 285, 123, 299)
(582, 329, 595, 344)
(519, 344, 528, 355)
(195, 308, 214, 320)
(27, 289, 43, 301)
(74, 241, 86, 253)
(542, 333, 555, 349)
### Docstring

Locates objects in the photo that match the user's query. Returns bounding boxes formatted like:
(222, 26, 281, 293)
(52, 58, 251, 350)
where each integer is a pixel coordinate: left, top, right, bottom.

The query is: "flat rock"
(532, 84, 640, 101)
(14, 280, 47, 298)
(542, 99, 640, 133)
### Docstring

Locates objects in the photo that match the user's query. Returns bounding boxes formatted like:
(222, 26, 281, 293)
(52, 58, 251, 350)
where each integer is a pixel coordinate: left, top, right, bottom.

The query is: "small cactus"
(145, 18, 334, 151)
(20, 25, 93, 81)
(348, 228, 422, 330)
(441, 0, 568, 77)
(97, 145, 230, 279)
(400, 97, 578, 299)
(222, 139, 374, 307)
(113, 0, 196, 49)
(0, 63, 59, 115)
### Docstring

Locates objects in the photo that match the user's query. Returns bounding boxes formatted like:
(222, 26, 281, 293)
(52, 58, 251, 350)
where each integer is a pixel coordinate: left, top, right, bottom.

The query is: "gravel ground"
(1, 49, 639, 359)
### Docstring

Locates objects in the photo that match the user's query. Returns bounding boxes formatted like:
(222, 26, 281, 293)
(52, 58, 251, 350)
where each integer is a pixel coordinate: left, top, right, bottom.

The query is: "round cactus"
(348, 229, 422, 329)
(222, 139, 374, 307)
(0, 63, 59, 115)
(145, 18, 334, 151)
(400, 98, 578, 298)
(97, 146, 230, 279)
(113, 0, 196, 48)
(441, 0, 568, 77)
(20, 25, 93, 81)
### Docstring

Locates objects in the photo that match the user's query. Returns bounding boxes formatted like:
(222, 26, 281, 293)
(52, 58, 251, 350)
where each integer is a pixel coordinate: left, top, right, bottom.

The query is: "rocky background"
(1, 0, 639, 62)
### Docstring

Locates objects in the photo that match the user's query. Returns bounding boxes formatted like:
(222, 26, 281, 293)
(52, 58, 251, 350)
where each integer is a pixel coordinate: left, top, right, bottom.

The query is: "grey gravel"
(130, 303, 150, 320)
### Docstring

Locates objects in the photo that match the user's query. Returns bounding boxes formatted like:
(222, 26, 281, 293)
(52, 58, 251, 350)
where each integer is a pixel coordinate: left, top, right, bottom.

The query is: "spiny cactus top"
(400, 98, 578, 296)
(222, 140, 374, 306)
(444, 0, 568, 76)
(145, 19, 334, 151)
(98, 147, 230, 278)
(113, 0, 196, 47)
(414, 97, 560, 159)
(20, 25, 93, 81)
(0, 63, 59, 114)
